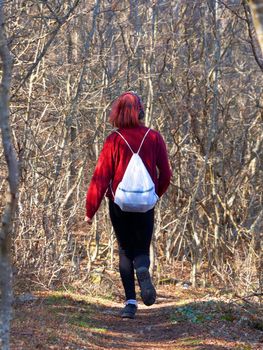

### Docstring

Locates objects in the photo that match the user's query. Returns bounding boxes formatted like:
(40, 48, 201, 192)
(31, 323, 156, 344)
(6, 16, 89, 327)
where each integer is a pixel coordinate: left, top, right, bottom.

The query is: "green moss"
(221, 312, 236, 322)
(171, 305, 213, 324)
(69, 314, 106, 332)
(181, 337, 202, 345)
(235, 344, 252, 350)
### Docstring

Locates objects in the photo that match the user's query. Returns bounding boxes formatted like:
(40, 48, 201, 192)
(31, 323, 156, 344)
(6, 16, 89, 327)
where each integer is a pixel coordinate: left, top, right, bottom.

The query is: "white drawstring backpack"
(112, 128, 159, 212)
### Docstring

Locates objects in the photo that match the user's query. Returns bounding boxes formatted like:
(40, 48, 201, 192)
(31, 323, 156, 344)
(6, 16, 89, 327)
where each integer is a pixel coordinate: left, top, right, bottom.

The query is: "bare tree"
(0, 1, 19, 349)
(247, 0, 263, 53)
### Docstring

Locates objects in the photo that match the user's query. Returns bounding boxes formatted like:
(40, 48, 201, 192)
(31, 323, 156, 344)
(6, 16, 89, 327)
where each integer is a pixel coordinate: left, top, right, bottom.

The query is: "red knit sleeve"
(156, 133, 172, 197)
(86, 136, 114, 219)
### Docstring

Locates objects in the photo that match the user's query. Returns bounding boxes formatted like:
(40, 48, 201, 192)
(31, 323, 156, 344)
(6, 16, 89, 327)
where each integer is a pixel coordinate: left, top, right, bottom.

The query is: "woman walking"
(85, 92, 171, 319)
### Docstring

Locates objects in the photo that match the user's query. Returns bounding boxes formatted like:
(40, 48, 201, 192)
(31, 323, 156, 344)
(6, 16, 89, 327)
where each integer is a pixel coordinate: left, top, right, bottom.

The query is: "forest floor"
(10, 272, 263, 350)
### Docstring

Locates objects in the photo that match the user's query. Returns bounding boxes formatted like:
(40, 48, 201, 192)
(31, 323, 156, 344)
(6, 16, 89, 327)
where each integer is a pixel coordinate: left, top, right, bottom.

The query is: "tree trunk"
(247, 0, 263, 53)
(0, 2, 19, 349)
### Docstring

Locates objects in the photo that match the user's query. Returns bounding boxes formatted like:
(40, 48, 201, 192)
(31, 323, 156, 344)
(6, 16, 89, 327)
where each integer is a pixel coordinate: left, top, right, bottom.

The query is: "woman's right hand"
(85, 216, 93, 225)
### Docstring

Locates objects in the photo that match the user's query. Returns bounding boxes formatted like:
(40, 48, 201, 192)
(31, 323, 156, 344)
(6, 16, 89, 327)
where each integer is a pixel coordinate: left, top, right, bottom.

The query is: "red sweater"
(86, 125, 172, 219)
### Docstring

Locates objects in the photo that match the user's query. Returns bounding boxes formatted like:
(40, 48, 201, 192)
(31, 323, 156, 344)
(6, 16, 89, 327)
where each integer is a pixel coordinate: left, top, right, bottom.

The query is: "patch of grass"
(44, 291, 94, 310)
(43, 291, 94, 328)
(221, 312, 236, 322)
(73, 319, 91, 328)
(69, 313, 91, 327)
(57, 285, 76, 293)
(181, 337, 203, 346)
(171, 305, 213, 324)
(69, 314, 107, 332)
(89, 327, 107, 333)
(235, 344, 252, 350)
(45, 294, 70, 306)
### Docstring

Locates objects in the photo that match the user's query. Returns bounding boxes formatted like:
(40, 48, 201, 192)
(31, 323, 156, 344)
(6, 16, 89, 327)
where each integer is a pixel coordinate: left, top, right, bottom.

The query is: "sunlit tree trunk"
(247, 0, 263, 53)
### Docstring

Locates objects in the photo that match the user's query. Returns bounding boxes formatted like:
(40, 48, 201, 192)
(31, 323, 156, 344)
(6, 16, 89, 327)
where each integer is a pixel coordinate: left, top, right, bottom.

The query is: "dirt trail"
(11, 285, 263, 350)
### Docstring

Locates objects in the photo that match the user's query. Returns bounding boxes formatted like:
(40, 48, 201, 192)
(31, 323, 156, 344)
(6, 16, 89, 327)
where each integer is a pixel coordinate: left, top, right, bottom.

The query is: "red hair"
(109, 92, 143, 128)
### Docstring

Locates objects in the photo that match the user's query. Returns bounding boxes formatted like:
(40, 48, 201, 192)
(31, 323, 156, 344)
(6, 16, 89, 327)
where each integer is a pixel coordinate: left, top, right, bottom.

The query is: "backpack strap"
(137, 128, 151, 154)
(115, 130, 134, 154)
(115, 128, 151, 155)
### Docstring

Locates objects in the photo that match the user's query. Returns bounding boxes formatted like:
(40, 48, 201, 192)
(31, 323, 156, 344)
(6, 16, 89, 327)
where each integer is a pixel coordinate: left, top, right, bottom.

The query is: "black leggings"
(109, 200, 154, 300)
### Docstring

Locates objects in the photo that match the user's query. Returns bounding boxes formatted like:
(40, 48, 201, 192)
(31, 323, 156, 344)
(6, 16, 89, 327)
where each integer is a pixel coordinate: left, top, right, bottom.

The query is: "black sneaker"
(136, 267, 156, 306)
(120, 303, 137, 319)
